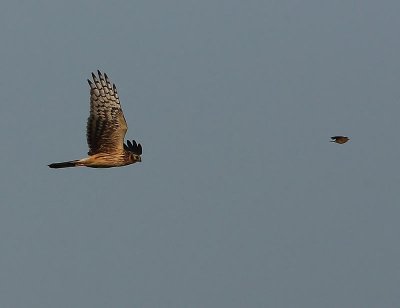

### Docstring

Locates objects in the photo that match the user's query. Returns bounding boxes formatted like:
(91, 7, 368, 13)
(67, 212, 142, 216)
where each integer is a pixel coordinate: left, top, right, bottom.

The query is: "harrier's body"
(330, 136, 349, 144)
(49, 71, 142, 169)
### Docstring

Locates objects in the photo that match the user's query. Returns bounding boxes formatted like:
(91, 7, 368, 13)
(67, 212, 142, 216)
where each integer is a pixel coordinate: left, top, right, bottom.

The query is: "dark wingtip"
(125, 139, 142, 155)
(48, 161, 77, 169)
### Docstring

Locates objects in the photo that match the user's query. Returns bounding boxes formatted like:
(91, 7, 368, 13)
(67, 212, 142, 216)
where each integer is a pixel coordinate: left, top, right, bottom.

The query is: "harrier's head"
(124, 140, 142, 163)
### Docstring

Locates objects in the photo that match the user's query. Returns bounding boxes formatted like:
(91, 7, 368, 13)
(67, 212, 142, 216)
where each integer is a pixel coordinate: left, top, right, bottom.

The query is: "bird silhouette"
(49, 70, 142, 168)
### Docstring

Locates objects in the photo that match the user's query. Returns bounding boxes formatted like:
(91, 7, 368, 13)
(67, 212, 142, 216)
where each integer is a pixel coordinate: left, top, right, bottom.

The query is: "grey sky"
(1, 0, 400, 307)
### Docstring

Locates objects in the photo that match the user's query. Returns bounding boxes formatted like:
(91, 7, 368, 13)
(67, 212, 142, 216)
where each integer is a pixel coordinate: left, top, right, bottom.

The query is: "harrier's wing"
(86, 70, 128, 155)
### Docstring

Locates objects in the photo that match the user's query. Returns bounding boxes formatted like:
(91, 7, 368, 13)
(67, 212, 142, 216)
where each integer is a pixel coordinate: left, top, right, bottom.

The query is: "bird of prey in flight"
(49, 70, 142, 168)
(330, 136, 349, 144)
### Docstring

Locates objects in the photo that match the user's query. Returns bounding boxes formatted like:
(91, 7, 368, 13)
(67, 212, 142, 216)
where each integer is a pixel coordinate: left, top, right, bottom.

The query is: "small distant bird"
(48, 70, 142, 168)
(330, 136, 349, 144)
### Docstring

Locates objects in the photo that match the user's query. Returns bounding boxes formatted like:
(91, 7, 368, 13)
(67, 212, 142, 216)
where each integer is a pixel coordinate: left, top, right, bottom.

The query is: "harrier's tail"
(48, 160, 79, 169)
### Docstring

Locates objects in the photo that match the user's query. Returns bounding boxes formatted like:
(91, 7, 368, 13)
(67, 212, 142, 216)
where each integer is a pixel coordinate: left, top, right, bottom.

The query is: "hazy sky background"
(1, 0, 400, 307)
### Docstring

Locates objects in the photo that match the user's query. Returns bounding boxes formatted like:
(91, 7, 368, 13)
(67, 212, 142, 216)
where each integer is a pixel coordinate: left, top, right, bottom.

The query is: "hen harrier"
(48, 70, 142, 168)
(330, 136, 349, 144)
